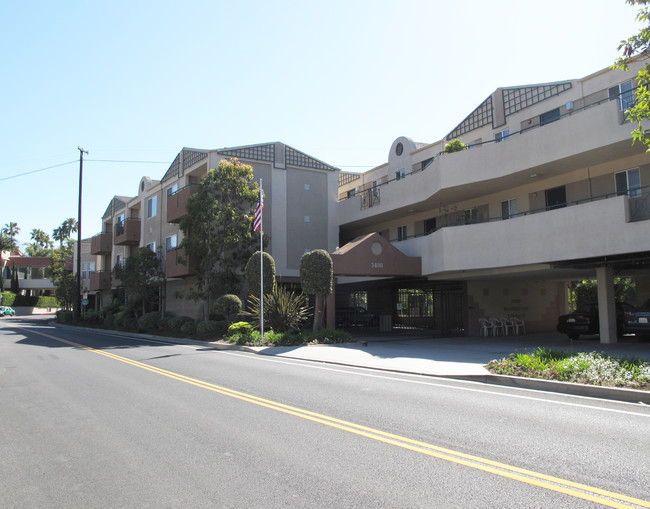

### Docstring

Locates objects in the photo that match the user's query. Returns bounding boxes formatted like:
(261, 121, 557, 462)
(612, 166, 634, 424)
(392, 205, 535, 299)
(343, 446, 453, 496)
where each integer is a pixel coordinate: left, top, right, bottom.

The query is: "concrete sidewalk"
(244, 333, 650, 404)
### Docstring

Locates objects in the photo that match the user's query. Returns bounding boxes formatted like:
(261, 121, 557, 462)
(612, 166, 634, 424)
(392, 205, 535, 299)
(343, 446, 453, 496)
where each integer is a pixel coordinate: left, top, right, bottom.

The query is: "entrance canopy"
(331, 233, 421, 277)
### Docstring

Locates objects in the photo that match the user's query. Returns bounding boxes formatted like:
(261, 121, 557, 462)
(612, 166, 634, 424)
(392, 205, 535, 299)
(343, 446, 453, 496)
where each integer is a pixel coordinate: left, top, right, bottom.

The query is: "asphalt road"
(1, 317, 649, 508)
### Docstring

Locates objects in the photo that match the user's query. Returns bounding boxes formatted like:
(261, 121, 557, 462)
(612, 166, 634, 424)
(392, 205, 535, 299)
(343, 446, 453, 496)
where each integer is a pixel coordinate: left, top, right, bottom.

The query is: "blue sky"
(0, 0, 642, 247)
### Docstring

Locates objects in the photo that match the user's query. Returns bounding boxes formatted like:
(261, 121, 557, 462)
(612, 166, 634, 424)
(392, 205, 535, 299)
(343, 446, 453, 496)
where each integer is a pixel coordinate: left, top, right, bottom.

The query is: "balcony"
(114, 218, 141, 245)
(89, 271, 112, 291)
(399, 195, 650, 278)
(90, 231, 112, 255)
(167, 184, 199, 223)
(165, 247, 197, 278)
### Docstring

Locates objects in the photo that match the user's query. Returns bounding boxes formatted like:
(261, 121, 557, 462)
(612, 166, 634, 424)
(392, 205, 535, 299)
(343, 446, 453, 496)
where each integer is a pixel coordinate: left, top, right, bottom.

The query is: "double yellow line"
(18, 326, 650, 508)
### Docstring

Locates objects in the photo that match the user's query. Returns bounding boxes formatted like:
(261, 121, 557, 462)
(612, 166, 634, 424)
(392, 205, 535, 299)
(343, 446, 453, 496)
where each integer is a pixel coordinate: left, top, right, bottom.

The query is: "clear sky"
(0, 0, 643, 248)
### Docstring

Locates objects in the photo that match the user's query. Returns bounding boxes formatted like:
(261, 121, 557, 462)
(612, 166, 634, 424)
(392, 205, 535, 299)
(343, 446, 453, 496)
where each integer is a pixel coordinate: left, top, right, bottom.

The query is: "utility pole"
(76, 147, 88, 319)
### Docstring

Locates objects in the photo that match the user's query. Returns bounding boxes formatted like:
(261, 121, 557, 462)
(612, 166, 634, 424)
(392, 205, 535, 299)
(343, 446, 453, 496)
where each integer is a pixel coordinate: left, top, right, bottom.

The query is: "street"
(1, 317, 649, 508)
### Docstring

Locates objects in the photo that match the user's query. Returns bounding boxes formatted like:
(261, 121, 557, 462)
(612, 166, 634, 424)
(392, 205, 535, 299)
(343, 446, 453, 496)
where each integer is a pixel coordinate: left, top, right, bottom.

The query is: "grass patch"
(487, 348, 650, 390)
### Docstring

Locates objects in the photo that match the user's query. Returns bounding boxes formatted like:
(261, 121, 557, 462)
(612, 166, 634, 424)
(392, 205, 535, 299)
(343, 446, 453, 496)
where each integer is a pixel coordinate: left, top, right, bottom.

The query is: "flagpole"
(259, 179, 264, 340)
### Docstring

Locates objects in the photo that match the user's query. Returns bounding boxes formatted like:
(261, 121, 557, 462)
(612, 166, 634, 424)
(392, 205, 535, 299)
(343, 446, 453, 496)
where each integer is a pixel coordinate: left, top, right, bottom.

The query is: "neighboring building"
(1, 252, 55, 295)
(335, 59, 650, 342)
(88, 142, 339, 319)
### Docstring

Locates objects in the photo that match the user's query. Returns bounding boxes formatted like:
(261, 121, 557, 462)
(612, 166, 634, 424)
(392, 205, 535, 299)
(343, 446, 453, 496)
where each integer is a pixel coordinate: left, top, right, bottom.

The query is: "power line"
(0, 158, 172, 182)
(0, 160, 77, 182)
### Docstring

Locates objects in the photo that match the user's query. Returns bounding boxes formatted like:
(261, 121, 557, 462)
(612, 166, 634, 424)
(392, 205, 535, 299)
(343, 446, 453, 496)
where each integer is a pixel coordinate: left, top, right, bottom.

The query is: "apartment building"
(335, 60, 650, 342)
(88, 143, 339, 319)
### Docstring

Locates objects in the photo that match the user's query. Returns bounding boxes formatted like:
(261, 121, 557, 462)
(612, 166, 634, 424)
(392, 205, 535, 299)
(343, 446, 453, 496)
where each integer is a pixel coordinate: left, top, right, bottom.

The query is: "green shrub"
(100, 298, 121, 317)
(56, 310, 73, 323)
(196, 320, 227, 339)
(170, 316, 195, 331)
(36, 296, 59, 308)
(180, 320, 196, 336)
(103, 313, 114, 329)
(303, 328, 352, 344)
(444, 138, 466, 153)
(137, 312, 161, 332)
(1, 292, 16, 306)
(159, 316, 174, 331)
(228, 321, 253, 335)
(214, 294, 242, 323)
(245, 286, 310, 334)
(83, 309, 100, 323)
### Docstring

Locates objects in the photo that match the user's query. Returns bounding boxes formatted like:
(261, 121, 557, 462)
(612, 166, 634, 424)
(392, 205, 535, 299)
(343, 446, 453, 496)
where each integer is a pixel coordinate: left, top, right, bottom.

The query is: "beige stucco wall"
(467, 279, 566, 335)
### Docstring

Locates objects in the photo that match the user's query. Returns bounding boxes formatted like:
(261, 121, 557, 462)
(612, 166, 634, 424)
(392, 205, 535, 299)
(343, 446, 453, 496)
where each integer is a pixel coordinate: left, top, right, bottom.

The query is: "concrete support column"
(596, 265, 617, 344)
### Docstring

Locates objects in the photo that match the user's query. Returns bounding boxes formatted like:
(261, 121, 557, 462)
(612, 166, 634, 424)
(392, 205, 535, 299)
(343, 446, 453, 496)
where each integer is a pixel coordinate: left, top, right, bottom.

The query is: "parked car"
(0, 306, 16, 317)
(556, 302, 633, 340)
(623, 298, 650, 338)
(336, 307, 377, 327)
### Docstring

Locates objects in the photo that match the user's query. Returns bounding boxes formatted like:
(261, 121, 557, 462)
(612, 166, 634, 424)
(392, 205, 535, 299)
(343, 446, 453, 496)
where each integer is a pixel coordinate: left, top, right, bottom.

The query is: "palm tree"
(2, 222, 20, 252)
(52, 218, 78, 247)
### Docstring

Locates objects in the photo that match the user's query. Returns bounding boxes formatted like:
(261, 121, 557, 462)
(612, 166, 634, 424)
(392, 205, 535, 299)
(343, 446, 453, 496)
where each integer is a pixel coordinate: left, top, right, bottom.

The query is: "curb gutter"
(50, 323, 649, 405)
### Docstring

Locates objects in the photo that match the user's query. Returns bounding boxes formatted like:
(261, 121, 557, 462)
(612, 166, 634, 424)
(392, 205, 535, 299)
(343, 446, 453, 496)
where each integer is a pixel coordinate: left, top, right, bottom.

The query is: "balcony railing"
(114, 218, 141, 245)
(165, 247, 196, 278)
(89, 270, 112, 291)
(166, 184, 199, 223)
(90, 231, 112, 255)
(338, 91, 631, 203)
(386, 185, 650, 243)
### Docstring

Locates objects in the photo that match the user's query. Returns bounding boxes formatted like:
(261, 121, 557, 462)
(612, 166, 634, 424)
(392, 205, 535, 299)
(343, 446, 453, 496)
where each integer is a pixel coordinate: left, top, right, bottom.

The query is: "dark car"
(556, 302, 633, 340)
(336, 307, 377, 327)
(623, 298, 650, 338)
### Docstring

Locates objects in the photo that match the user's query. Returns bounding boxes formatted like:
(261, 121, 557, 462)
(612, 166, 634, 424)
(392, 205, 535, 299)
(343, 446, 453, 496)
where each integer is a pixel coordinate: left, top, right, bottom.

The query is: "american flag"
(253, 190, 263, 232)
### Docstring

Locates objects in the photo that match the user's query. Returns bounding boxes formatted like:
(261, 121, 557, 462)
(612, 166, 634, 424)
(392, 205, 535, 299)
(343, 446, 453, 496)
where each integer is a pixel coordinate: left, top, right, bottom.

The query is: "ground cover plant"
(487, 348, 650, 390)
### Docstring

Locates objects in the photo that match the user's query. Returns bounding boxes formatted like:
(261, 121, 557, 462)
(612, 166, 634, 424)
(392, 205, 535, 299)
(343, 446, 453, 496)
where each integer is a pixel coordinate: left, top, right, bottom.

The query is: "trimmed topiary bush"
(170, 316, 195, 331)
(214, 294, 242, 324)
(56, 310, 73, 323)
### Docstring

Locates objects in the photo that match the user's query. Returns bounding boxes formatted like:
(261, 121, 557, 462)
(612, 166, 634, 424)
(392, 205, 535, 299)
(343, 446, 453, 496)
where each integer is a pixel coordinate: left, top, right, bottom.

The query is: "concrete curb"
(48, 322, 650, 404)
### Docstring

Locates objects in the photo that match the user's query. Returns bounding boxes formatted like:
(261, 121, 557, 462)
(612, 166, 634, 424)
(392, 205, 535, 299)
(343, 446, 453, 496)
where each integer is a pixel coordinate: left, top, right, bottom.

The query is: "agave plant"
(245, 285, 311, 334)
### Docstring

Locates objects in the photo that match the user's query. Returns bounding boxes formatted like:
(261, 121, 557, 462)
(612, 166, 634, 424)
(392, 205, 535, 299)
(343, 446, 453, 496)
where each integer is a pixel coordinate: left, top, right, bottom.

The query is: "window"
(116, 254, 123, 268)
(81, 262, 95, 279)
(424, 217, 437, 234)
(545, 186, 566, 210)
(609, 80, 635, 111)
(147, 196, 157, 218)
(540, 108, 561, 126)
(166, 184, 178, 196)
(495, 128, 510, 143)
(147, 242, 156, 252)
(347, 189, 356, 198)
(396, 169, 405, 180)
(165, 234, 177, 252)
(397, 225, 407, 241)
(616, 168, 641, 198)
(304, 183, 310, 191)
(501, 199, 518, 220)
(464, 208, 478, 224)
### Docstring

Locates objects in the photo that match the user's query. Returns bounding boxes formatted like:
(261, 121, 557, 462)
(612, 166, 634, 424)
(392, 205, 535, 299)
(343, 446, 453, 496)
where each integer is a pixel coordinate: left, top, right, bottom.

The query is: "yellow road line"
(12, 325, 650, 508)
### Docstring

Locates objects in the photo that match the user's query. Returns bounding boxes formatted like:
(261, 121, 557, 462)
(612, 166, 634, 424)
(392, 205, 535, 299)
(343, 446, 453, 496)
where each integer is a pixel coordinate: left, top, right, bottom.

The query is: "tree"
(53, 218, 78, 247)
(50, 240, 75, 310)
(113, 247, 164, 317)
(614, 0, 650, 150)
(10, 262, 19, 294)
(244, 251, 276, 298)
(2, 222, 20, 252)
(27, 228, 53, 257)
(179, 159, 260, 319)
(299, 249, 333, 332)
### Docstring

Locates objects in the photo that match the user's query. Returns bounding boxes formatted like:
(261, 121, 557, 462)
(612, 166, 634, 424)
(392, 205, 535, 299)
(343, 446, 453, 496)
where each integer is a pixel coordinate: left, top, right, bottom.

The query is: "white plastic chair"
(503, 317, 515, 336)
(479, 318, 494, 336)
(512, 318, 526, 335)
(491, 318, 505, 336)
